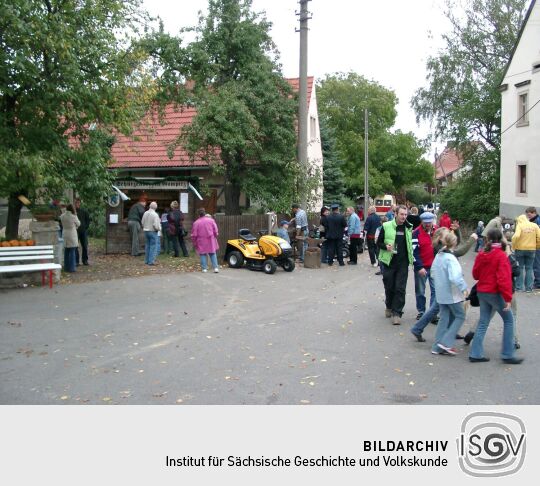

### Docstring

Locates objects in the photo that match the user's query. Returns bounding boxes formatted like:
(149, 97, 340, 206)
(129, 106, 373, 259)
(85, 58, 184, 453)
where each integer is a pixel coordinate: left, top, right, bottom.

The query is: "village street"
(1, 250, 538, 405)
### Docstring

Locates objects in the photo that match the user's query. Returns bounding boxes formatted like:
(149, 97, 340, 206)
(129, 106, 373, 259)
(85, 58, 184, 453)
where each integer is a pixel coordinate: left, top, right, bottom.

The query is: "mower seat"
(239, 228, 257, 242)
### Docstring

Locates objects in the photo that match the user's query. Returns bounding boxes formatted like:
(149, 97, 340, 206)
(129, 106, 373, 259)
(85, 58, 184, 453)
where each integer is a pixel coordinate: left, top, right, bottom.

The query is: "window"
(518, 164, 527, 195)
(309, 116, 317, 140)
(517, 92, 529, 126)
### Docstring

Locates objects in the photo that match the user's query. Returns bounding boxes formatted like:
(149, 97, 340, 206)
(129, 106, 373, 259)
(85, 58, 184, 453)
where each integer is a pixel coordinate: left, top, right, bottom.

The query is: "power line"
(501, 97, 540, 135)
(504, 68, 535, 80)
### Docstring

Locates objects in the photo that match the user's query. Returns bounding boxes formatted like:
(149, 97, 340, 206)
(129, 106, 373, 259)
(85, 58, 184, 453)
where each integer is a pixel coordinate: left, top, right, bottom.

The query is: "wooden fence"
(214, 214, 270, 258)
(214, 213, 321, 259)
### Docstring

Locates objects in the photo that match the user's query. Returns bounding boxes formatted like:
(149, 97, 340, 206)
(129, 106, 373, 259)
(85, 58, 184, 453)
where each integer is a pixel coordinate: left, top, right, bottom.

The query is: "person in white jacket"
(430, 231, 469, 355)
(141, 201, 161, 265)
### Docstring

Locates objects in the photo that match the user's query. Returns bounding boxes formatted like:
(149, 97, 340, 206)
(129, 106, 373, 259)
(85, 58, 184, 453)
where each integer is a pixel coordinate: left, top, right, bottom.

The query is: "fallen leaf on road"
(300, 400, 310, 404)
(60, 395, 69, 400)
(409, 381, 415, 386)
(102, 397, 112, 402)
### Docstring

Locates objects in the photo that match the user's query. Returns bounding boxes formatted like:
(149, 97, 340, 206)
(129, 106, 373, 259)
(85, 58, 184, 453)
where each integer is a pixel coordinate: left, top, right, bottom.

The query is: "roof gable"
(500, 0, 537, 83)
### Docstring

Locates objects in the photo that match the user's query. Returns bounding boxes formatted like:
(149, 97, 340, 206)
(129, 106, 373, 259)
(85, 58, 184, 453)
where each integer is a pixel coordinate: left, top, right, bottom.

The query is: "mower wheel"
(342, 247, 350, 259)
(227, 251, 244, 268)
(282, 258, 295, 272)
(263, 259, 277, 274)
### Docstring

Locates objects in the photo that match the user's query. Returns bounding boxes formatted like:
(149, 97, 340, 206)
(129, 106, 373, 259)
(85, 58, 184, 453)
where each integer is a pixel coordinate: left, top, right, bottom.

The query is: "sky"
(143, 0, 450, 157)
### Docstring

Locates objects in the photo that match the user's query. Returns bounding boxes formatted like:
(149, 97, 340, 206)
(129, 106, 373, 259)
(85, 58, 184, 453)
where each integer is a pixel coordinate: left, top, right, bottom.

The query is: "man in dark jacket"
(323, 204, 347, 266)
(127, 198, 147, 256)
(167, 201, 189, 257)
(75, 198, 91, 265)
(364, 206, 381, 267)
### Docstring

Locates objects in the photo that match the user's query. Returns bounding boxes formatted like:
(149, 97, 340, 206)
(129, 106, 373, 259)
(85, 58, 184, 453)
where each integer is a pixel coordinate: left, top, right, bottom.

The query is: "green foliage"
(317, 72, 432, 199)
(439, 148, 500, 222)
(176, 0, 298, 214)
(0, 0, 155, 238)
(412, 0, 527, 148)
(405, 187, 432, 206)
(411, 0, 527, 220)
(320, 120, 346, 207)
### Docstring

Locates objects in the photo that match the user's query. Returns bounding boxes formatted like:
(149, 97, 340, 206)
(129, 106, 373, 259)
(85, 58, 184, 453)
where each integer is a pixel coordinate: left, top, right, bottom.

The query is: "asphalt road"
(1, 250, 538, 405)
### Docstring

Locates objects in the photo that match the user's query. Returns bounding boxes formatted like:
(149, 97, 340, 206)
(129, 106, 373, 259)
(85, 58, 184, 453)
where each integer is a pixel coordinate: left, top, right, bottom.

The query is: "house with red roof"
(433, 144, 465, 190)
(104, 77, 323, 253)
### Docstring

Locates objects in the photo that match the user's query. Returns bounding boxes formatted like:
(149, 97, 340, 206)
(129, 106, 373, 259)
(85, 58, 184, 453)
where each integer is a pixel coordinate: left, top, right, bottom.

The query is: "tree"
(320, 120, 346, 206)
(412, 0, 528, 148)
(0, 0, 154, 239)
(317, 72, 433, 199)
(177, 0, 299, 214)
(411, 0, 528, 221)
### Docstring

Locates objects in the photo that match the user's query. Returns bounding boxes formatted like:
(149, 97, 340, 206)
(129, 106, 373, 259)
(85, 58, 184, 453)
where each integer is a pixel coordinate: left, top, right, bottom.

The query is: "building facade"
(500, 0, 540, 217)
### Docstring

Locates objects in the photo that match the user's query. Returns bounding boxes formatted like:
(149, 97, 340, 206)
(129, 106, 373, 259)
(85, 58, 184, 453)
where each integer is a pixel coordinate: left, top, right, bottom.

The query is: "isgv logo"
(457, 412, 526, 477)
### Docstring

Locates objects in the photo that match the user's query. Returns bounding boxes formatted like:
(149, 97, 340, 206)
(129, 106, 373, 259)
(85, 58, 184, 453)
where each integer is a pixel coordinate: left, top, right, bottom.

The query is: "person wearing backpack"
(464, 240, 521, 349)
(468, 229, 523, 364)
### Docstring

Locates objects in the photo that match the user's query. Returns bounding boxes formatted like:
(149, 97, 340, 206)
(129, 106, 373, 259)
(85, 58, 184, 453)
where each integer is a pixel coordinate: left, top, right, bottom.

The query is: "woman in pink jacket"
(191, 208, 220, 273)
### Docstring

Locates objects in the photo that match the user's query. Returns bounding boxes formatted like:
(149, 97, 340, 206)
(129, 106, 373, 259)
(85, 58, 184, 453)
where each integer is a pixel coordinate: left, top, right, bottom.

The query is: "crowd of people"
(60, 196, 539, 365)
(127, 197, 220, 273)
(307, 201, 540, 365)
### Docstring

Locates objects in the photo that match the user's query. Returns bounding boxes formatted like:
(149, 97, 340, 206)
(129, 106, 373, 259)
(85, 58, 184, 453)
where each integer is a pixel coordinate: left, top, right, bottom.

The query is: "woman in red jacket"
(469, 229, 523, 364)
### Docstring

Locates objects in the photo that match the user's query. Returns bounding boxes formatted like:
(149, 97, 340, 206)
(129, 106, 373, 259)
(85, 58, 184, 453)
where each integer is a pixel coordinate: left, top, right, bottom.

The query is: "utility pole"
(364, 109, 369, 214)
(297, 0, 311, 208)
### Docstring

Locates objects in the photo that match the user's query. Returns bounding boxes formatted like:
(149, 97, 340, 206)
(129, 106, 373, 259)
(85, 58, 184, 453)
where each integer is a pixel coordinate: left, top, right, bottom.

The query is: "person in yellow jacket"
(512, 214, 540, 292)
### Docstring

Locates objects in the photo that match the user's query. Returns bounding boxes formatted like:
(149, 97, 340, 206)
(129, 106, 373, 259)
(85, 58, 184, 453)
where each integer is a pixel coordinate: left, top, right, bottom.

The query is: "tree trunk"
(224, 181, 241, 215)
(6, 194, 23, 240)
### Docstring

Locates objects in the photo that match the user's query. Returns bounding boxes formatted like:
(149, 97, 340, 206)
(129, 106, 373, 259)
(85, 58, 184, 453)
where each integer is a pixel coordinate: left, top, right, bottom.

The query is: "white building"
(500, 0, 540, 217)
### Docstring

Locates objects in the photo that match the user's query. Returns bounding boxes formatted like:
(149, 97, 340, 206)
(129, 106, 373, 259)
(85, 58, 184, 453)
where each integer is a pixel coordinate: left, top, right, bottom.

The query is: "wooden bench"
(0, 245, 62, 288)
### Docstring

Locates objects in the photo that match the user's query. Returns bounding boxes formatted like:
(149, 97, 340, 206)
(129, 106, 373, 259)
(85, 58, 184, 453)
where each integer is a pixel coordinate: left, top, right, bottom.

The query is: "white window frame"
(516, 161, 528, 196)
(309, 115, 317, 141)
(517, 91, 529, 127)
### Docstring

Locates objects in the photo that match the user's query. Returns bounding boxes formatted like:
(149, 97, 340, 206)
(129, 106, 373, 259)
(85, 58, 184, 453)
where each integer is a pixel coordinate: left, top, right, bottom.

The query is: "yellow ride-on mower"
(224, 229, 295, 274)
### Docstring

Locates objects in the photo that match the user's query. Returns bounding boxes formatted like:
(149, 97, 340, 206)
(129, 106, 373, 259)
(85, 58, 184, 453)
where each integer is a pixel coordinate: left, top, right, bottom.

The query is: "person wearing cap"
(412, 211, 438, 320)
(376, 204, 414, 324)
(364, 206, 381, 267)
(291, 203, 308, 263)
(276, 220, 291, 243)
(346, 206, 362, 265)
(319, 206, 330, 264)
(323, 204, 347, 266)
(127, 197, 147, 256)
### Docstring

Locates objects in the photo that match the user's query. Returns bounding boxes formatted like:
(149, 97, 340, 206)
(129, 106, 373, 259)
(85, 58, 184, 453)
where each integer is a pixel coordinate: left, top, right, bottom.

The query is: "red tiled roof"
(110, 77, 314, 170)
(434, 147, 463, 180)
(110, 106, 203, 169)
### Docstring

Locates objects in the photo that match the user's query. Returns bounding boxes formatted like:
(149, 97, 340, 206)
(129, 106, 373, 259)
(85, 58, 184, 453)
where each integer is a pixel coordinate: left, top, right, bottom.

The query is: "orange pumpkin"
(26, 240, 35, 246)
(9, 240, 19, 246)
(0, 241, 10, 247)
(18, 241, 27, 246)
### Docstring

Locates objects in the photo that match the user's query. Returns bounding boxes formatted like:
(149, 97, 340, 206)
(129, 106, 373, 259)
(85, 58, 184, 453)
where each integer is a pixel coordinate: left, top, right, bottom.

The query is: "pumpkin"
(26, 240, 35, 246)
(0, 241, 10, 247)
(18, 241, 27, 246)
(9, 240, 19, 246)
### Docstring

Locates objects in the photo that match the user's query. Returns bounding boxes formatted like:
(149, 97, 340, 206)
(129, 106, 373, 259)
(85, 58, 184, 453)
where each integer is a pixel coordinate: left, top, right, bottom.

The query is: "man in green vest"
(376, 204, 413, 325)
